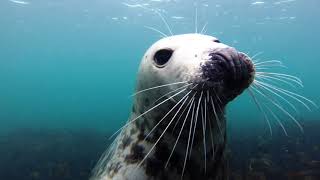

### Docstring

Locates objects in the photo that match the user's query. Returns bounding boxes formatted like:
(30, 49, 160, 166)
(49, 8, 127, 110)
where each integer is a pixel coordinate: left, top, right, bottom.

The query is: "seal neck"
(130, 98, 228, 173)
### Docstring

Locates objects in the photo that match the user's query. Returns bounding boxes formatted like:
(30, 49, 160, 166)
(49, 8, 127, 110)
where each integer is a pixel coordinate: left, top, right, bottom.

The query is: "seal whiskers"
(255, 75, 302, 88)
(165, 96, 195, 168)
(201, 98, 207, 173)
(254, 80, 304, 112)
(255, 80, 315, 109)
(210, 96, 223, 137)
(131, 81, 188, 97)
(256, 72, 302, 85)
(140, 6, 174, 36)
(144, 26, 168, 38)
(194, 3, 198, 34)
(200, 22, 208, 35)
(189, 91, 203, 158)
(109, 87, 189, 140)
(182, 97, 196, 179)
(153, 10, 174, 36)
(265, 105, 289, 136)
(136, 90, 192, 170)
(152, 83, 191, 106)
(171, 93, 196, 132)
(251, 84, 304, 132)
(248, 88, 273, 135)
(244, 56, 318, 136)
(143, 90, 192, 142)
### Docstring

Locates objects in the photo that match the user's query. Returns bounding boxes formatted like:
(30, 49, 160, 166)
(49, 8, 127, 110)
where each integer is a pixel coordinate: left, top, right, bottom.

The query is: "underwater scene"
(1, 0, 320, 179)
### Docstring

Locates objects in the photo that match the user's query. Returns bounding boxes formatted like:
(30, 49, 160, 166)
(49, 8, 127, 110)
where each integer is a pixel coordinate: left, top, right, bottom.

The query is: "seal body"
(91, 34, 255, 180)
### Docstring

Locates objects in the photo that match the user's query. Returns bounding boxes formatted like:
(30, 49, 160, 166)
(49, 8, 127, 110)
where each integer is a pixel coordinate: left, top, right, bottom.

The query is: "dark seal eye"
(153, 49, 173, 67)
(213, 39, 221, 43)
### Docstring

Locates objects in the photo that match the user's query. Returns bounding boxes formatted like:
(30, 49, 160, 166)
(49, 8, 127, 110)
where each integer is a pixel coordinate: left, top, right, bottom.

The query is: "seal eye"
(213, 39, 221, 43)
(153, 49, 173, 67)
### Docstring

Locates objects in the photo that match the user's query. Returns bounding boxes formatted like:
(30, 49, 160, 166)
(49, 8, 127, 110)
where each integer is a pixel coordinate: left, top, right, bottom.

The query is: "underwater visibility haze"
(0, 0, 320, 179)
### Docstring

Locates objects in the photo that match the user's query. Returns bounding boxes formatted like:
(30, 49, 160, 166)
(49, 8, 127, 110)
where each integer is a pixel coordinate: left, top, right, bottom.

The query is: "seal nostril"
(225, 53, 255, 90)
(209, 53, 232, 72)
(210, 53, 226, 63)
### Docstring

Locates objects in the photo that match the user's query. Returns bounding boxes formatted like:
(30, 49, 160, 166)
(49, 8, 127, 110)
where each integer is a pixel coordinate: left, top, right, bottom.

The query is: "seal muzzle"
(200, 47, 255, 95)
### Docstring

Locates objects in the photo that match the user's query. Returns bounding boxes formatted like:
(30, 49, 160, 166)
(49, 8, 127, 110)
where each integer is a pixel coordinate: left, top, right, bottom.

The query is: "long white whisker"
(255, 74, 303, 88)
(144, 26, 168, 38)
(144, 91, 192, 141)
(203, 28, 208, 35)
(212, 88, 223, 107)
(264, 104, 288, 136)
(255, 67, 273, 71)
(254, 60, 283, 66)
(138, 6, 173, 36)
(204, 99, 207, 137)
(255, 73, 303, 87)
(206, 91, 215, 159)
(93, 136, 119, 176)
(251, 52, 264, 61)
(254, 64, 287, 68)
(253, 58, 261, 63)
(172, 93, 197, 131)
(195, 2, 198, 34)
(154, 9, 173, 36)
(257, 74, 303, 87)
(248, 88, 273, 136)
(182, 97, 197, 179)
(207, 106, 215, 159)
(210, 96, 223, 137)
(251, 85, 304, 133)
(201, 100, 207, 173)
(256, 72, 302, 84)
(253, 80, 299, 114)
(255, 80, 316, 110)
(131, 81, 188, 97)
(136, 91, 192, 170)
(109, 88, 187, 140)
(189, 91, 203, 158)
(200, 22, 208, 34)
(152, 83, 191, 105)
(165, 97, 195, 168)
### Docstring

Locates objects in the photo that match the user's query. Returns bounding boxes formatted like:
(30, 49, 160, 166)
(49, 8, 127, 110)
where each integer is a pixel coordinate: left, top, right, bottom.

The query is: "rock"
(246, 171, 267, 180)
(287, 170, 320, 180)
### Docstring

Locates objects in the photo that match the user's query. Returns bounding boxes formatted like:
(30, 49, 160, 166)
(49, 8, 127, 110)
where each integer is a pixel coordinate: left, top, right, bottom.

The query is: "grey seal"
(91, 33, 255, 180)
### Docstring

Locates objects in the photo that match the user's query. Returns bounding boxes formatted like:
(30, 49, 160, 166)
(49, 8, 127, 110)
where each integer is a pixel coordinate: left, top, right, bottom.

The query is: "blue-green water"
(0, 0, 320, 179)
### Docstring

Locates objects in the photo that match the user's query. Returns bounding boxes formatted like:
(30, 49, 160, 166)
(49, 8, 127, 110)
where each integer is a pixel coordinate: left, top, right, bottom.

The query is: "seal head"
(136, 33, 255, 110)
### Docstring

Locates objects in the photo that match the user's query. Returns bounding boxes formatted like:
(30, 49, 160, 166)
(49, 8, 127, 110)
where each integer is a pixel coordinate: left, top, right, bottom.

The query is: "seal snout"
(199, 48, 255, 92)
